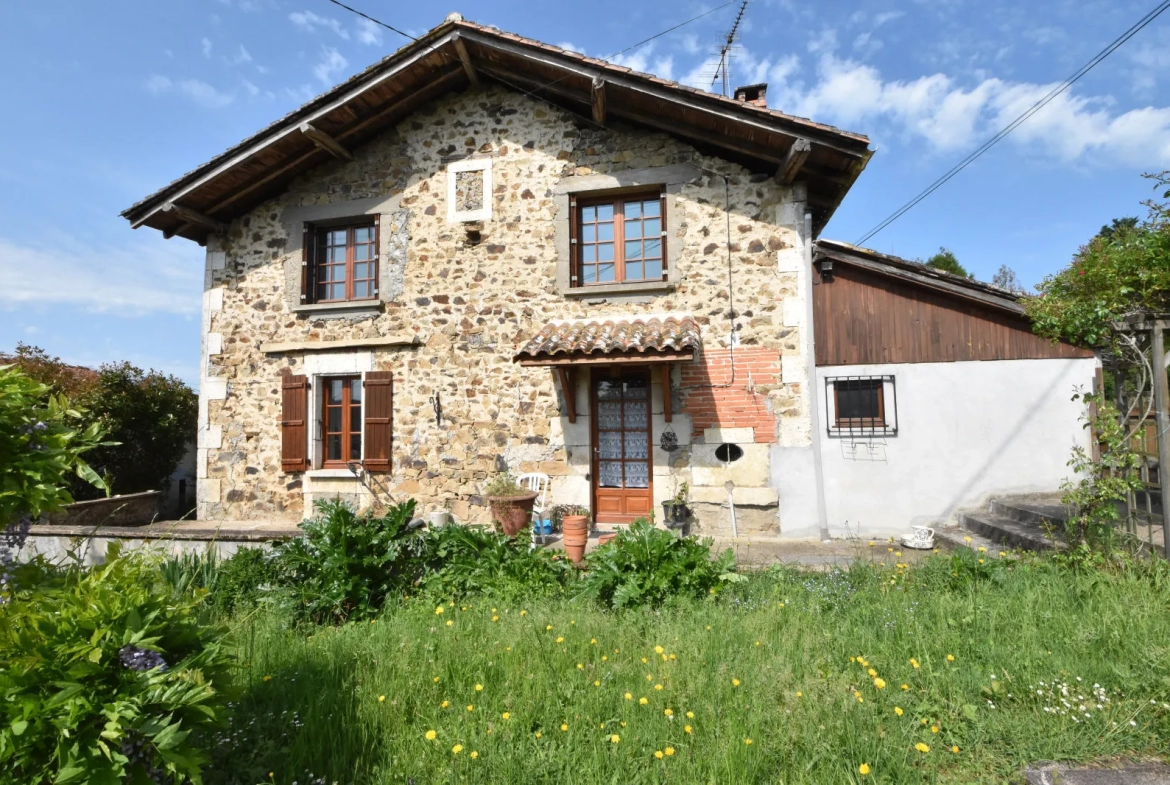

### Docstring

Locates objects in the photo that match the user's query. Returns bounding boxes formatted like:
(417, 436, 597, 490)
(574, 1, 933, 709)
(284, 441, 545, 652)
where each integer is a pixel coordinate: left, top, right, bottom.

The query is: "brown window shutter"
(372, 213, 381, 298)
(568, 197, 579, 287)
(363, 370, 393, 472)
(281, 373, 309, 472)
(301, 222, 314, 304)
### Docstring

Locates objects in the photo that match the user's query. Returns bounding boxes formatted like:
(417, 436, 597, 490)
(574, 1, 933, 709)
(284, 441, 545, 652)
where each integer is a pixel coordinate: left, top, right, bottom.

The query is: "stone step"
(934, 526, 1000, 553)
(958, 510, 1064, 552)
(989, 498, 1069, 530)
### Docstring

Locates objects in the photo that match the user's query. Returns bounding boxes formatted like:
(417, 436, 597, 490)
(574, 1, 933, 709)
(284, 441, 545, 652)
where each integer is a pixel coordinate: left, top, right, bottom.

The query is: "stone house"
(122, 14, 1095, 538)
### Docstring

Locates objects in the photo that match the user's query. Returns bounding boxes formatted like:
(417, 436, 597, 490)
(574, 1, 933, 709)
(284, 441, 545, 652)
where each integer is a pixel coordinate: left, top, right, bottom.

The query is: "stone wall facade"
(196, 84, 812, 535)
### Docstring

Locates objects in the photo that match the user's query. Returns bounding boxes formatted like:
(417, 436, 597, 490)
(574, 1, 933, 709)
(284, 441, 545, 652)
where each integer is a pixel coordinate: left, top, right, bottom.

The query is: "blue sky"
(2, 0, 1169, 386)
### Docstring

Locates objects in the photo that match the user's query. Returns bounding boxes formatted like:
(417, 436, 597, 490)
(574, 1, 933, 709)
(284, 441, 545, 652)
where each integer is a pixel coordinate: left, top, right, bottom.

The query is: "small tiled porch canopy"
(513, 314, 699, 423)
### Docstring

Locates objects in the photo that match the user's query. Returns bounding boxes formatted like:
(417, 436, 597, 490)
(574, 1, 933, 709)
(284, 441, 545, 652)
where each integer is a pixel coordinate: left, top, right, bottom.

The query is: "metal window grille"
(825, 375, 898, 438)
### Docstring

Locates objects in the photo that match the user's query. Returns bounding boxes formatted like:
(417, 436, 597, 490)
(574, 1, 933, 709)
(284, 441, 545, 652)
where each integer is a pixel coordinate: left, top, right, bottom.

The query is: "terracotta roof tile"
(515, 315, 700, 362)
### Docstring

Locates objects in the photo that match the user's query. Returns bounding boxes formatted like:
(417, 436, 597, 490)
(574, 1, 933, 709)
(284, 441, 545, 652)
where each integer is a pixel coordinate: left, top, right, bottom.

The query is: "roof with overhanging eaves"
(513, 314, 700, 366)
(122, 13, 872, 245)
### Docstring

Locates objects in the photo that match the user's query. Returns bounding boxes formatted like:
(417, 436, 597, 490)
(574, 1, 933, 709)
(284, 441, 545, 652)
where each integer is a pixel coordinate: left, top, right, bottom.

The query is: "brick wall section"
(680, 348, 781, 443)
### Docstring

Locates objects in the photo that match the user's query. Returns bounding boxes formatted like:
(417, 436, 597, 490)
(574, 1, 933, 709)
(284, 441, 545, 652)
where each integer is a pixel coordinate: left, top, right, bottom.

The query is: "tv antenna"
(711, 0, 748, 97)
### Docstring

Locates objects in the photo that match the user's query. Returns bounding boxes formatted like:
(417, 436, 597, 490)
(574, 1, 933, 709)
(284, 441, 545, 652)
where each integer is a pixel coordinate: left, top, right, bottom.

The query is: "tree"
(5, 347, 197, 500)
(1097, 216, 1138, 242)
(1026, 172, 1170, 348)
(922, 247, 972, 279)
(992, 265, 1025, 293)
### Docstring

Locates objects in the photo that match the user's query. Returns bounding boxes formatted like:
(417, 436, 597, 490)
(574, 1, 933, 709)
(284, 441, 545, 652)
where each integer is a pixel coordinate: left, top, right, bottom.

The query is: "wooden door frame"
(589, 365, 654, 525)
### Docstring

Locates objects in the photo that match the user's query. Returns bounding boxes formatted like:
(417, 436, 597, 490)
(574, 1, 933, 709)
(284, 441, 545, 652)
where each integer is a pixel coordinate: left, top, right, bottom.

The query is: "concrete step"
(934, 526, 1000, 553)
(989, 498, 1069, 530)
(958, 510, 1064, 552)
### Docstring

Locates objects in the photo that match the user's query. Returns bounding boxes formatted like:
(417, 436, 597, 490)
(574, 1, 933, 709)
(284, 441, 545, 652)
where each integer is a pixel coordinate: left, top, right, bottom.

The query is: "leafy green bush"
(578, 518, 739, 609)
(422, 523, 573, 599)
(276, 499, 426, 623)
(0, 363, 108, 526)
(0, 544, 231, 784)
(159, 547, 286, 615)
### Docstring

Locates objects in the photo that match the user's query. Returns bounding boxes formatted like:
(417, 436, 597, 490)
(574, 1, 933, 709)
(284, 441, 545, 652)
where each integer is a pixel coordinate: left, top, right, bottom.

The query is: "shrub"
(422, 523, 573, 599)
(276, 499, 426, 623)
(483, 471, 524, 496)
(159, 547, 286, 615)
(0, 545, 231, 785)
(578, 518, 739, 609)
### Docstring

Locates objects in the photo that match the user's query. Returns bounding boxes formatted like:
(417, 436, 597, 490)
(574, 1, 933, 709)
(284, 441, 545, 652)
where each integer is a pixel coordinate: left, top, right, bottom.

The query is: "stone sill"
(307, 468, 362, 479)
(260, 335, 422, 354)
(27, 523, 301, 542)
(292, 300, 382, 317)
(561, 281, 676, 298)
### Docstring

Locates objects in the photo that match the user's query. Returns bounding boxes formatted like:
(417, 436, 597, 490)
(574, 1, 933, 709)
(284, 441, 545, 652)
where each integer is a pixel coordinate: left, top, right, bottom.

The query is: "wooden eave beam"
(299, 123, 353, 161)
(591, 76, 606, 125)
(452, 36, 480, 86)
(776, 138, 811, 185)
(161, 202, 225, 234)
(555, 367, 577, 423)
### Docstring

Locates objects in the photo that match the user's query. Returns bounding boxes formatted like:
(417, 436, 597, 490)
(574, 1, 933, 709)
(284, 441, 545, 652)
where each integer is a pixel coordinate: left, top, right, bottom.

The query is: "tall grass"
(206, 555, 1170, 784)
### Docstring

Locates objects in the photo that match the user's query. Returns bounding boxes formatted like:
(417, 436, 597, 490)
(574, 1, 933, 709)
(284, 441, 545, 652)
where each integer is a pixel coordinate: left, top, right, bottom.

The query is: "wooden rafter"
(452, 36, 480, 86)
(776, 138, 811, 185)
(591, 76, 606, 125)
(299, 123, 353, 161)
(161, 202, 225, 234)
(555, 367, 577, 423)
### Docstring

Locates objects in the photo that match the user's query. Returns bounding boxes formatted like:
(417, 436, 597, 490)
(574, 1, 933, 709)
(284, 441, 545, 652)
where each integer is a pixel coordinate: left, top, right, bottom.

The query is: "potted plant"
(557, 504, 591, 563)
(483, 472, 538, 537)
(661, 481, 690, 530)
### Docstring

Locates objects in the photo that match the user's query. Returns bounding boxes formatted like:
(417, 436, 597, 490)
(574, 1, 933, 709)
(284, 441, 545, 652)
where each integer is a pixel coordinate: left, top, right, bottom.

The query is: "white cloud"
(557, 41, 584, 54)
(290, 10, 350, 39)
(766, 50, 1170, 166)
(145, 74, 172, 94)
(201, 37, 213, 58)
(178, 79, 235, 109)
(852, 31, 883, 57)
(873, 11, 904, 26)
(356, 18, 383, 46)
(228, 44, 252, 65)
(609, 43, 674, 81)
(285, 83, 316, 104)
(312, 47, 349, 86)
(0, 236, 202, 316)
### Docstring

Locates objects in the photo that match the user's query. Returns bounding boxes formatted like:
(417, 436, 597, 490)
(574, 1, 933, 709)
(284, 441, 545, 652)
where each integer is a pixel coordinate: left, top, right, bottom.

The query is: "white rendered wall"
(776, 357, 1097, 539)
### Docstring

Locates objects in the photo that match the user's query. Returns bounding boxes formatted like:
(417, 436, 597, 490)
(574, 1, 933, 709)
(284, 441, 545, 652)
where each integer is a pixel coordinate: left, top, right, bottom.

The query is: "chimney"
(733, 83, 767, 108)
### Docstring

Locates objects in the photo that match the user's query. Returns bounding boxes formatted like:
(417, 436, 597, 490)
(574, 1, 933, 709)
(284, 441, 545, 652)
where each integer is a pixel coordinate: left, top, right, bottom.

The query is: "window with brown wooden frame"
(574, 190, 666, 286)
(321, 376, 362, 467)
(306, 220, 378, 304)
(825, 375, 899, 438)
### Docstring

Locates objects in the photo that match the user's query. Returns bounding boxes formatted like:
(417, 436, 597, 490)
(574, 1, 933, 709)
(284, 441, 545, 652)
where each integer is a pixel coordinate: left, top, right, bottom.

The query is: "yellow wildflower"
(686, 711, 694, 719)
(602, 656, 608, 662)
(561, 723, 569, 731)
(425, 730, 437, 740)
(520, 610, 527, 616)
(378, 695, 386, 702)
(669, 653, 677, 660)
(745, 738, 753, 745)
(639, 697, 648, 705)
(546, 625, 553, 631)
(470, 751, 478, 759)
(684, 725, 692, 734)
(475, 684, 483, 692)
(263, 675, 272, 682)
(591, 638, 597, 644)
(492, 616, 499, 622)
(435, 606, 444, 615)
(467, 704, 474, 712)
(445, 620, 454, 627)
(655, 645, 664, 654)
(557, 636, 564, 643)
(576, 663, 584, 670)
(535, 731, 542, 738)
(654, 684, 664, 691)
(859, 763, 871, 776)
(642, 657, 648, 664)
(978, 546, 987, 553)
(502, 712, 510, 720)
(624, 692, 633, 701)
(952, 745, 960, 753)
(931, 725, 939, 734)
(796, 691, 803, 698)
(895, 707, 903, 716)
(946, 654, 955, 662)
(441, 701, 449, 708)
(963, 536, 972, 543)
(654, 750, 664, 759)
(732, 678, 741, 687)
(910, 658, 919, 668)
(452, 744, 463, 755)
(610, 734, 620, 744)
(664, 708, 674, 717)
(915, 742, 930, 753)
(665, 747, 675, 756)
(874, 678, 886, 690)
(594, 680, 600, 687)
(867, 668, 877, 677)
(901, 684, 909, 691)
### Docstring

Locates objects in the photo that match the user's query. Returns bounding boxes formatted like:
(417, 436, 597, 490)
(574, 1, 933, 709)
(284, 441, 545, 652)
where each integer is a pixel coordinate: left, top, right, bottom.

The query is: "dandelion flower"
(951, 745, 960, 753)
(745, 738, 753, 745)
(655, 684, 664, 691)
(445, 620, 454, 627)
(946, 654, 955, 662)
(577, 664, 584, 670)
(910, 658, 919, 669)
(561, 723, 569, 731)
(732, 678, 741, 687)
(502, 712, 510, 720)
(901, 684, 909, 691)
(874, 678, 886, 690)
(610, 734, 620, 743)
(625, 692, 633, 701)
(867, 668, 877, 677)
(857, 696, 864, 703)
(684, 725, 692, 734)
(963, 536, 972, 543)
(978, 558, 985, 564)
(670, 653, 677, 660)
(520, 610, 527, 616)
(859, 763, 871, 776)
(452, 744, 463, 755)
(467, 705, 474, 712)
(470, 751, 478, 759)
(492, 616, 499, 622)
(664, 708, 674, 717)
(796, 692, 803, 698)
(602, 656, 608, 662)
(263, 675, 272, 682)
(425, 730, 437, 740)
(591, 638, 597, 644)
(999, 551, 1007, 557)
(686, 711, 694, 719)
(639, 697, 649, 705)
(546, 625, 553, 631)
(978, 546, 987, 553)
(557, 636, 564, 643)
(931, 725, 939, 733)
(441, 700, 449, 708)
(435, 606, 444, 615)
(655, 750, 664, 759)
(915, 743, 930, 753)
(655, 645, 664, 654)
(378, 695, 386, 702)
(642, 657, 649, 664)
(895, 707, 904, 716)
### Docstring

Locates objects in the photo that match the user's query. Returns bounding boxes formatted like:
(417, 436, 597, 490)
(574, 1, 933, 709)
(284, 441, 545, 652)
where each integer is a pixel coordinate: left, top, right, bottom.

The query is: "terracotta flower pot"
(562, 514, 590, 563)
(487, 491, 539, 536)
(597, 533, 617, 547)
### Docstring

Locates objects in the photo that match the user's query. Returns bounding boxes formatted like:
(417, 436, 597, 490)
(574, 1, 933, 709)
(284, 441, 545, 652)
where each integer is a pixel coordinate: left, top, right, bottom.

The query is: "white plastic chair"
(515, 472, 550, 548)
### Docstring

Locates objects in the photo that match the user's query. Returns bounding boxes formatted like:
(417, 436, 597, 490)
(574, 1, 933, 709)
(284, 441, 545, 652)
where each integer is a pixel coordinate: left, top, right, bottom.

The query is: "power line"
(855, 0, 1170, 247)
(326, 0, 417, 42)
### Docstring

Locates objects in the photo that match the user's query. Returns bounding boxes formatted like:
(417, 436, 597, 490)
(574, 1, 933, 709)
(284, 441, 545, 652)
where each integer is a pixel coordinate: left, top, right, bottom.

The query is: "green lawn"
(208, 554, 1170, 784)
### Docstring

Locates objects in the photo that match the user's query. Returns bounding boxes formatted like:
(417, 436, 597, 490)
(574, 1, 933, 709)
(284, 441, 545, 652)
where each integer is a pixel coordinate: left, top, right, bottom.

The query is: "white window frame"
(302, 352, 373, 474)
(446, 156, 493, 223)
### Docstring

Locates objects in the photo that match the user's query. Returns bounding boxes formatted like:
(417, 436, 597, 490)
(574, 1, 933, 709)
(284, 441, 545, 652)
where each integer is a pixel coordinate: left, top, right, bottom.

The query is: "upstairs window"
(300, 218, 379, 304)
(573, 191, 666, 287)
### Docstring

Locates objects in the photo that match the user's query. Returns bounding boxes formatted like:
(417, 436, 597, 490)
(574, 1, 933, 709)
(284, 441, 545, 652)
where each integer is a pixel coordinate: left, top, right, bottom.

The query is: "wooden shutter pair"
(279, 371, 393, 473)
